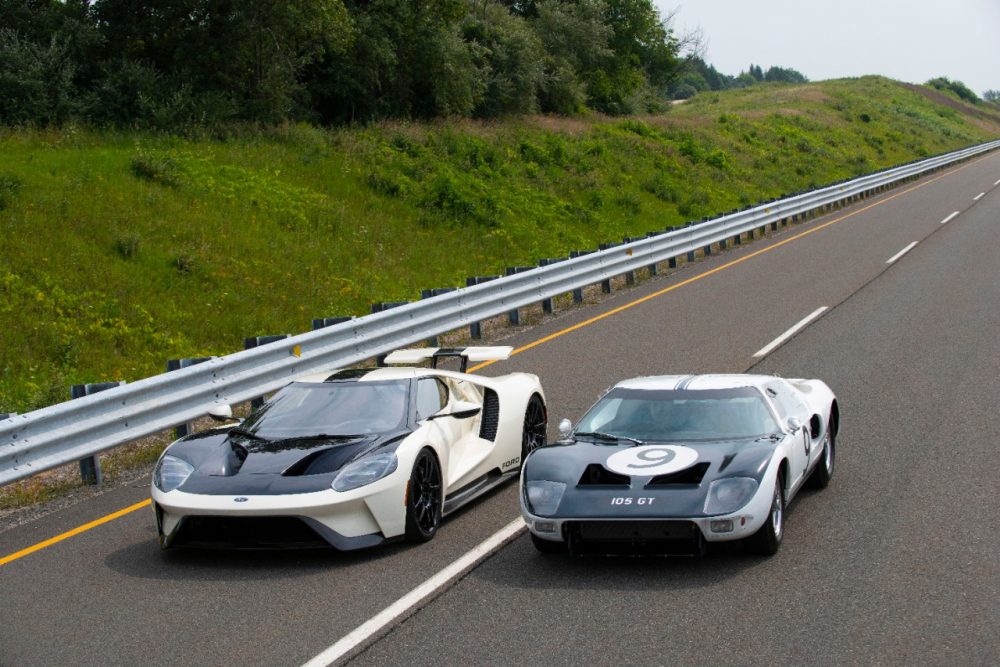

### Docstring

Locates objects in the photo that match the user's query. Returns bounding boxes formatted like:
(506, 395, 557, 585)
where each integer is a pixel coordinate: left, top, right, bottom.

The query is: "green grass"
(2, 76, 998, 413)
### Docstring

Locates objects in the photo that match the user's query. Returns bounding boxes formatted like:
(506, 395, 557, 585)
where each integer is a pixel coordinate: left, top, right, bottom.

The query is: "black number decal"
(627, 448, 675, 469)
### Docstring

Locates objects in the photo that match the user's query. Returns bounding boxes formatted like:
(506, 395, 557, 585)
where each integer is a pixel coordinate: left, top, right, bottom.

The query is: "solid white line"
(302, 518, 526, 667)
(995, 179, 1000, 186)
(940, 211, 960, 225)
(753, 307, 829, 358)
(973, 192, 985, 201)
(886, 242, 918, 265)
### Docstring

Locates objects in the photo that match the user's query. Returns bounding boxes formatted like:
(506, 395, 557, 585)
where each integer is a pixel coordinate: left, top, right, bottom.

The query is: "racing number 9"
(627, 447, 676, 469)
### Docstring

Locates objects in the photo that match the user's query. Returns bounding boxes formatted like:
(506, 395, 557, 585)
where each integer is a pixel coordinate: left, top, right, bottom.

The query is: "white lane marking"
(886, 242, 918, 265)
(995, 179, 1000, 186)
(940, 211, 960, 225)
(753, 307, 829, 358)
(973, 192, 985, 201)
(302, 518, 526, 667)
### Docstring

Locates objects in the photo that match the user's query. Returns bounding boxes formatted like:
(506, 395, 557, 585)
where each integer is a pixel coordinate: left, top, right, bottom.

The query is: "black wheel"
(807, 419, 835, 489)
(745, 473, 784, 556)
(405, 449, 442, 543)
(520, 394, 547, 467)
(530, 532, 566, 554)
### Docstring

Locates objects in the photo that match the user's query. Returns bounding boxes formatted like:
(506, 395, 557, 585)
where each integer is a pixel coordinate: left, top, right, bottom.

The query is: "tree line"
(667, 57, 808, 100)
(0, 0, 688, 127)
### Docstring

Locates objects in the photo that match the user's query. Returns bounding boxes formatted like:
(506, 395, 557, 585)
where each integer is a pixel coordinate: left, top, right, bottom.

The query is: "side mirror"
(787, 416, 802, 433)
(429, 400, 481, 420)
(208, 404, 235, 422)
(558, 418, 573, 439)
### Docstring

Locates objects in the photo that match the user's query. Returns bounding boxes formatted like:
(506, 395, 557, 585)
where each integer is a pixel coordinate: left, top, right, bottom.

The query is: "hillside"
(2, 76, 999, 413)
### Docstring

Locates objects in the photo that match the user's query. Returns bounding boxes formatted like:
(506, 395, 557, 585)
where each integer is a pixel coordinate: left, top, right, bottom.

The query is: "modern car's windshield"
(237, 381, 409, 438)
(575, 387, 779, 442)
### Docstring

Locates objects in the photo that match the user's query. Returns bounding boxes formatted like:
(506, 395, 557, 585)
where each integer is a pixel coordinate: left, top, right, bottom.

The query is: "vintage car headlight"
(154, 455, 194, 492)
(332, 452, 398, 492)
(704, 477, 758, 515)
(525, 480, 566, 516)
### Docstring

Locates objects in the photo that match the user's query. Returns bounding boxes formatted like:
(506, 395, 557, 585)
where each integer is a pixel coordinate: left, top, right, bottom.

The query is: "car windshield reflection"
(238, 381, 409, 438)
(575, 387, 779, 442)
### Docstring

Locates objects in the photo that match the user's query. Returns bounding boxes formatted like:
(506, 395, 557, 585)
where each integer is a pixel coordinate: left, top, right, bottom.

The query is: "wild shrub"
(641, 173, 678, 202)
(0, 174, 22, 210)
(114, 233, 141, 260)
(130, 151, 183, 187)
(615, 192, 642, 215)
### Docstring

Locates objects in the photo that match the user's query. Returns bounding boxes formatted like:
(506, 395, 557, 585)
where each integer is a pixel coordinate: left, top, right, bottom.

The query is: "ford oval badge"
(233, 497, 248, 502)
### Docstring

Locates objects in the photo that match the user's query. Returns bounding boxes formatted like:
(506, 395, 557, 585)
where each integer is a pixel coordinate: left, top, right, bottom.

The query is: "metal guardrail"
(2, 139, 999, 486)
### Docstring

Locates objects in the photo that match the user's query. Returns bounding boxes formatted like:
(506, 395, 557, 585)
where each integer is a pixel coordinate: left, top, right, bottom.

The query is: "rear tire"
(520, 394, 547, 469)
(404, 449, 442, 543)
(807, 419, 835, 489)
(745, 473, 784, 556)
(530, 532, 566, 554)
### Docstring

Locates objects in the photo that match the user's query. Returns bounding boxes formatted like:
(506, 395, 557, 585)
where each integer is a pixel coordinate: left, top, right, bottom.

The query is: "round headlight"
(704, 477, 758, 515)
(332, 452, 398, 492)
(154, 455, 194, 492)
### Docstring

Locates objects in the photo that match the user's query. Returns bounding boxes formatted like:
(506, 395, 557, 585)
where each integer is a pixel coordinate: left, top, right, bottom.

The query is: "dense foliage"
(925, 77, 981, 105)
(667, 57, 808, 100)
(0, 0, 684, 126)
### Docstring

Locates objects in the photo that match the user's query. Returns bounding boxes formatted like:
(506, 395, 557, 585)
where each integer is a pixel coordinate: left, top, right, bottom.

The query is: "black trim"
(479, 388, 500, 441)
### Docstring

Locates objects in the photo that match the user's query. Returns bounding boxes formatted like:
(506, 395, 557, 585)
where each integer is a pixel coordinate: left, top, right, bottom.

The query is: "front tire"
(405, 449, 443, 543)
(745, 473, 784, 556)
(530, 533, 566, 554)
(520, 394, 547, 468)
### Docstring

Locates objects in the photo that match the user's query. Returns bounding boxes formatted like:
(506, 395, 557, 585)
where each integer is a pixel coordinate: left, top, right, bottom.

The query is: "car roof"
(614, 374, 778, 391)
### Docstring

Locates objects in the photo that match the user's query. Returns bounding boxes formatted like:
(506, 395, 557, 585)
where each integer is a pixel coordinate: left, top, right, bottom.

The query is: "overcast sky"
(660, 0, 999, 95)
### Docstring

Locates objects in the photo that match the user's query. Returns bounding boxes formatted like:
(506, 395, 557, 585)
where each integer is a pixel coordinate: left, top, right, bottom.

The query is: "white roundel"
(605, 445, 699, 476)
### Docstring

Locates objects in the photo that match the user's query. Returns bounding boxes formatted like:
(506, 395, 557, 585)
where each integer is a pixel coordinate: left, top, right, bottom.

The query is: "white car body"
(152, 347, 545, 550)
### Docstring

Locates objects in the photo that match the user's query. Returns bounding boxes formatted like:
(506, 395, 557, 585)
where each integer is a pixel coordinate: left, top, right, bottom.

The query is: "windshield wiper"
(574, 431, 645, 446)
(228, 427, 268, 442)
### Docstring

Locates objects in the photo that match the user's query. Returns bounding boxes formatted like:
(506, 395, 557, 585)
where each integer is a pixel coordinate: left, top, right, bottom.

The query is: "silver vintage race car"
(152, 347, 546, 550)
(521, 374, 838, 556)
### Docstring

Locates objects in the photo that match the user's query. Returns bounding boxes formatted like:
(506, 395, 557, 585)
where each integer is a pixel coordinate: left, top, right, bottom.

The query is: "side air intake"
(479, 389, 499, 441)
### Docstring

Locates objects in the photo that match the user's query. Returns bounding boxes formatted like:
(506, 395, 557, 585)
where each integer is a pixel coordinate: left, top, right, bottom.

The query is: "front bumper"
(151, 470, 408, 550)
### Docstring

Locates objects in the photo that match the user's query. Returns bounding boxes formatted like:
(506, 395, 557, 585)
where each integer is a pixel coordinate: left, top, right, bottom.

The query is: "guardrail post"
(505, 267, 532, 323)
(597, 244, 617, 292)
(568, 252, 592, 301)
(70, 382, 125, 484)
(370, 303, 409, 363)
(699, 220, 713, 256)
(645, 232, 662, 274)
(537, 259, 565, 312)
(244, 334, 292, 405)
(312, 316, 352, 330)
(420, 289, 457, 345)
(466, 276, 499, 338)
(166, 358, 212, 438)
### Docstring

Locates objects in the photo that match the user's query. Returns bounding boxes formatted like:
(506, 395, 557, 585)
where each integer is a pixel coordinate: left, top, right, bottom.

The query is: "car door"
(438, 378, 496, 489)
(764, 380, 810, 492)
(415, 377, 459, 489)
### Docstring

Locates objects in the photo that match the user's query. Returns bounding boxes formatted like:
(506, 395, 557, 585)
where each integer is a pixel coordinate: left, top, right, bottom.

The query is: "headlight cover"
(704, 477, 758, 515)
(332, 452, 398, 492)
(525, 480, 566, 516)
(154, 455, 194, 492)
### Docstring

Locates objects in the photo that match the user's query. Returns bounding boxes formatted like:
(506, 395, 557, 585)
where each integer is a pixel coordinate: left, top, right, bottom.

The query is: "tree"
(981, 89, 998, 103)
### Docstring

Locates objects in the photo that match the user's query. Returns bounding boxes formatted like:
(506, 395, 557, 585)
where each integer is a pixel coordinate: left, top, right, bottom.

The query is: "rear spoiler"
(383, 346, 513, 372)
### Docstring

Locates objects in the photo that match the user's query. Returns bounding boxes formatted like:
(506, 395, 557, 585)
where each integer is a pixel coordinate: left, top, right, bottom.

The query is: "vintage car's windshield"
(237, 381, 409, 438)
(575, 387, 779, 442)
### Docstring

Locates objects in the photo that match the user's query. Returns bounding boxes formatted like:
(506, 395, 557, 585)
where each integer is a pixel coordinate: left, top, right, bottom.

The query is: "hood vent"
(646, 462, 710, 487)
(578, 464, 630, 486)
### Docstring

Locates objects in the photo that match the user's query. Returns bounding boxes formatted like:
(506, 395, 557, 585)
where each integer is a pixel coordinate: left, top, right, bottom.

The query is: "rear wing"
(383, 346, 513, 373)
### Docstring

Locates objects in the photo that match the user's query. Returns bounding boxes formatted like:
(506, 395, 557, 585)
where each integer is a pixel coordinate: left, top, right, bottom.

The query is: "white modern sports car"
(152, 347, 546, 550)
(521, 374, 837, 556)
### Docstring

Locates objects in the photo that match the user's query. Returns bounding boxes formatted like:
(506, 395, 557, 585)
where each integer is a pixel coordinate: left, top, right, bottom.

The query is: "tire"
(530, 532, 566, 554)
(807, 419, 835, 489)
(404, 448, 443, 543)
(745, 473, 784, 556)
(520, 394, 547, 468)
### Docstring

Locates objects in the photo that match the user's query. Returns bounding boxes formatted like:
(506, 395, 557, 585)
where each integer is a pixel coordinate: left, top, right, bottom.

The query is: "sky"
(660, 0, 999, 96)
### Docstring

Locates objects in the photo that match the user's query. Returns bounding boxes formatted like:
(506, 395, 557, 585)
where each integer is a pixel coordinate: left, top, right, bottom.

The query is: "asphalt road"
(1, 151, 998, 667)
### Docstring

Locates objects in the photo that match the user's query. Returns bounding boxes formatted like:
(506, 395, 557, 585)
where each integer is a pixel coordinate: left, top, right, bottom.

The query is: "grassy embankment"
(2, 76, 999, 417)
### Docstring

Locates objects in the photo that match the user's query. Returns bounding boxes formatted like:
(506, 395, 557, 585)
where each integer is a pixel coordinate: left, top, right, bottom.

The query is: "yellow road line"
(0, 150, 993, 569)
(0, 499, 151, 567)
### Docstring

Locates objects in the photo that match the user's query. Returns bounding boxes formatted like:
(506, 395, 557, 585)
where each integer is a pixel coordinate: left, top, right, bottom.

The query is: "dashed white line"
(886, 242, 918, 265)
(753, 307, 829, 358)
(302, 518, 526, 667)
(994, 178, 1000, 186)
(940, 211, 960, 225)
(973, 192, 985, 201)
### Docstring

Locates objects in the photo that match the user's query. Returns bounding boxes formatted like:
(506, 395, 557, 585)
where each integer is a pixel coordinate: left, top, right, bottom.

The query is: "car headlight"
(332, 453, 398, 492)
(704, 477, 758, 515)
(525, 480, 566, 516)
(154, 455, 194, 492)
